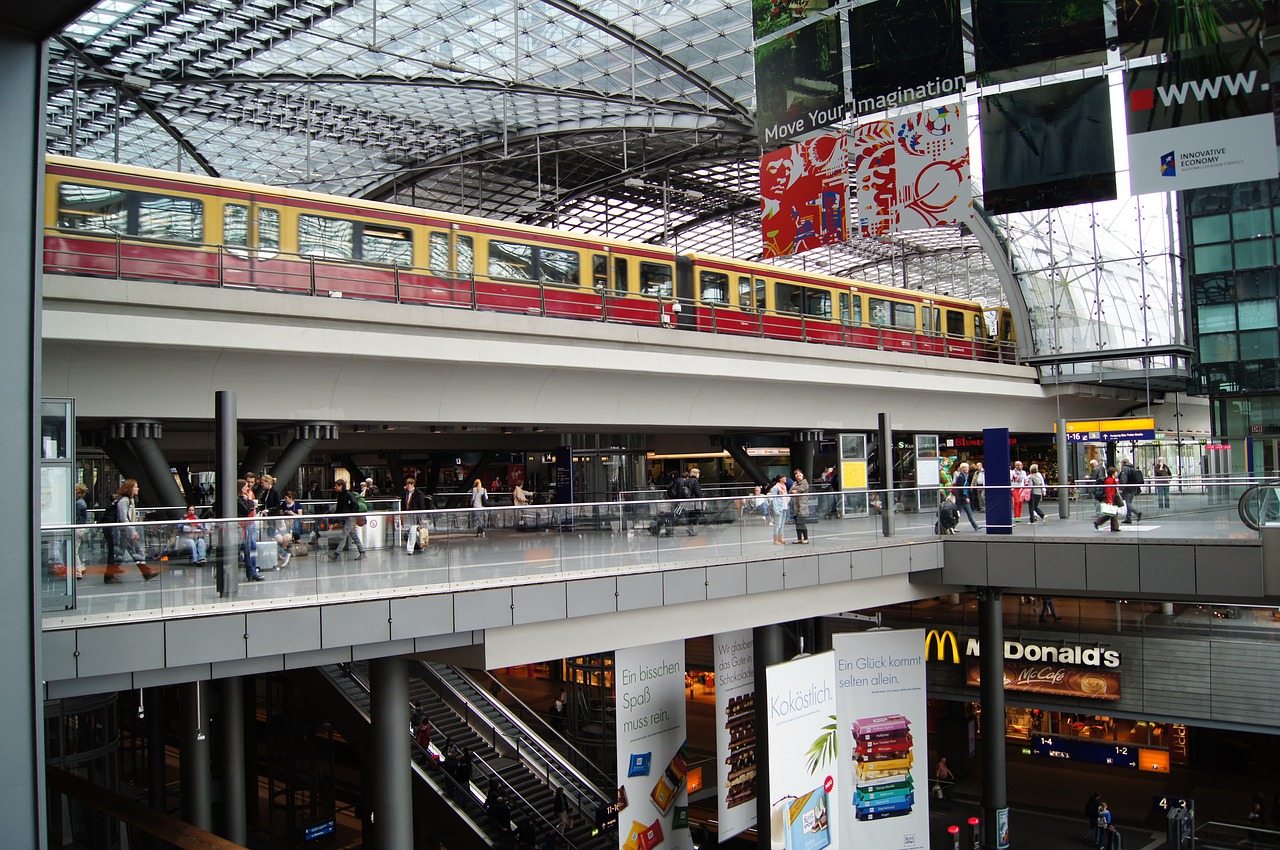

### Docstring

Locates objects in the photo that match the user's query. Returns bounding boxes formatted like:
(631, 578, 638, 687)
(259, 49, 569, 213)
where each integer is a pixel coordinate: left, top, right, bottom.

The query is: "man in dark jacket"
(400, 476, 428, 555)
(1085, 790, 1102, 843)
(329, 479, 367, 560)
(1118, 458, 1144, 524)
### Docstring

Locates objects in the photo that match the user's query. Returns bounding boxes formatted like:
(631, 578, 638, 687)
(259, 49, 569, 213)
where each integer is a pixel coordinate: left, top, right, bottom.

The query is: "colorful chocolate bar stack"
(649, 742, 689, 816)
(851, 714, 914, 821)
(724, 692, 756, 809)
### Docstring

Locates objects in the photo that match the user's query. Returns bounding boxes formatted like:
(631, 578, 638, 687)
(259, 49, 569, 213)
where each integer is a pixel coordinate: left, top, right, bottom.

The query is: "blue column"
(983, 428, 1012, 535)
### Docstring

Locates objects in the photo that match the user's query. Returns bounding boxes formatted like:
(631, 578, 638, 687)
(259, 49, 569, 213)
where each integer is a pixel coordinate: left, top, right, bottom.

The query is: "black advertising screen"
(973, 0, 1106, 81)
(980, 77, 1117, 215)
(1116, 0, 1273, 58)
(848, 0, 965, 116)
(755, 15, 847, 145)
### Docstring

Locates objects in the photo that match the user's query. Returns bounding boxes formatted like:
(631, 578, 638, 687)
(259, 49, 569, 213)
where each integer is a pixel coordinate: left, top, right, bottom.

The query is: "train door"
(674, 255, 696, 329)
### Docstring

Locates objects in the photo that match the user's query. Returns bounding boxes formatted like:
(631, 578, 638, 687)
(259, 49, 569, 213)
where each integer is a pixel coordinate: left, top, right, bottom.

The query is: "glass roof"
(45, 0, 1187, 385)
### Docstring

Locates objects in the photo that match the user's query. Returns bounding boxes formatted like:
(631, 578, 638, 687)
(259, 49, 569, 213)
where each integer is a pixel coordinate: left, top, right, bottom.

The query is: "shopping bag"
(417, 525, 430, 547)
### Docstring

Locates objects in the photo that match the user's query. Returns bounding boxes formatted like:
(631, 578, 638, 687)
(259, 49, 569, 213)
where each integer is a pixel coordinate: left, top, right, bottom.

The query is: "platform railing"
(44, 229, 1019, 364)
(39, 480, 1266, 622)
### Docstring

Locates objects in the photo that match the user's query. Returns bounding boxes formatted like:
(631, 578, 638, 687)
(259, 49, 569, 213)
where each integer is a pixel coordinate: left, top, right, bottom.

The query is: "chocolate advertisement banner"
(764, 652, 840, 850)
(1126, 44, 1277, 195)
(851, 102, 970, 238)
(760, 132, 848, 258)
(965, 659, 1121, 701)
(833, 630, 929, 850)
(615, 642, 693, 850)
(714, 630, 757, 840)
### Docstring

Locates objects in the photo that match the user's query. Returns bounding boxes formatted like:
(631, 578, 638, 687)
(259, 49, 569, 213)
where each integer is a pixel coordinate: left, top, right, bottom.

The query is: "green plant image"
(804, 715, 838, 775)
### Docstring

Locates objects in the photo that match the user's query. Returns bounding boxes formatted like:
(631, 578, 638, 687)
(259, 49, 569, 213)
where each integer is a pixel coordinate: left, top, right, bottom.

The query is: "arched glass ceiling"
(46, 0, 1186, 380)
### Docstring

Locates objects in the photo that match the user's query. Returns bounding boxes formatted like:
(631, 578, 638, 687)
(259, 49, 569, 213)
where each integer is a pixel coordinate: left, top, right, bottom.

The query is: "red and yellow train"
(44, 155, 1015, 359)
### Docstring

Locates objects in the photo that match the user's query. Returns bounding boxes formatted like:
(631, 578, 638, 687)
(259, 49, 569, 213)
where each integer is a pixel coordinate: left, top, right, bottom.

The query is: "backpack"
(666, 478, 691, 500)
(1129, 466, 1143, 486)
(354, 492, 369, 512)
(99, 497, 120, 523)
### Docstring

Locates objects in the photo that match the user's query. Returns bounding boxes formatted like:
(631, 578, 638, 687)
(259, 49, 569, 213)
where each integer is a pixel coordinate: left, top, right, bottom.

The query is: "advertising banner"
(714, 629, 757, 840)
(755, 15, 847, 147)
(849, 0, 964, 117)
(965, 659, 1122, 701)
(851, 103, 970, 237)
(615, 642, 693, 850)
(764, 652, 839, 850)
(833, 630, 929, 850)
(1126, 44, 1277, 195)
(760, 132, 848, 259)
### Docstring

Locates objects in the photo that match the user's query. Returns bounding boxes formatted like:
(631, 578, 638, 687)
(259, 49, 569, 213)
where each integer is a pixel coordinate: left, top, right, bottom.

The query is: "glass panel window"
(298, 215, 354, 259)
(1235, 238, 1273, 270)
(1193, 243, 1232, 274)
(755, 278, 767, 311)
(1232, 208, 1272, 239)
(224, 204, 249, 248)
(869, 297, 893, 327)
(137, 194, 202, 242)
(946, 310, 965, 336)
(257, 208, 279, 255)
(738, 276, 753, 309)
(613, 257, 628, 295)
(538, 247, 579, 286)
(853, 295, 862, 326)
(1239, 329, 1279, 361)
(777, 283, 802, 314)
(639, 262, 673, 297)
(488, 239, 534, 280)
(700, 271, 730, 304)
(456, 235, 474, 274)
(803, 287, 832, 318)
(1197, 303, 1237, 333)
(592, 254, 607, 292)
(1238, 300, 1277, 331)
(839, 293, 850, 323)
(1191, 213, 1230, 244)
(57, 182, 129, 234)
(891, 302, 917, 330)
(429, 232, 449, 272)
(362, 225, 412, 265)
(1198, 332, 1237, 363)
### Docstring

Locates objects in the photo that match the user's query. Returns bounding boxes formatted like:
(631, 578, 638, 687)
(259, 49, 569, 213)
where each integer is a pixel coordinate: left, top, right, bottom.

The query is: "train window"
(592, 254, 608, 292)
(806, 288, 832, 319)
(137, 194, 203, 243)
(362, 225, 412, 266)
(258, 208, 280, 254)
(539, 247, 579, 286)
(922, 306, 940, 333)
(738, 276, 752, 309)
(700, 271, 729, 304)
(755, 278, 767, 311)
(298, 214, 354, 259)
(777, 284, 832, 318)
(457, 235, 474, 274)
(852, 294, 862, 325)
(869, 297, 916, 329)
(639, 262, 673, 297)
(613, 257, 628, 295)
(489, 240, 535, 280)
(975, 315, 986, 339)
(777, 283, 801, 314)
(839, 293, 850, 323)
(947, 310, 965, 337)
(429, 232, 449, 272)
(57, 183, 129, 234)
(224, 205, 280, 258)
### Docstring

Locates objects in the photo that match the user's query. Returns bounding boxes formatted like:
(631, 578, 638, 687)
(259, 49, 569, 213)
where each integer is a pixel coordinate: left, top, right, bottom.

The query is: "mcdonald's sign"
(925, 629, 961, 664)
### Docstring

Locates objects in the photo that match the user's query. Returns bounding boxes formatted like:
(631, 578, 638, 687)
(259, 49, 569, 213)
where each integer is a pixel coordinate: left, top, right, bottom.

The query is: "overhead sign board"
(1057, 417, 1156, 443)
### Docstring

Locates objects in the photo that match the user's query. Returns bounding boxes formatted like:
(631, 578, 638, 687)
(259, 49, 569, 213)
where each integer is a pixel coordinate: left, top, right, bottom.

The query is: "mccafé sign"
(924, 630, 1120, 668)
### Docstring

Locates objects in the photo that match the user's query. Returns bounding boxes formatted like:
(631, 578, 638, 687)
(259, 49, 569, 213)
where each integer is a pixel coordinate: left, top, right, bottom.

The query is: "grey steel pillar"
(978, 588, 1008, 850)
(219, 677, 247, 844)
(102, 437, 150, 493)
(240, 434, 272, 478)
(146, 687, 166, 813)
(879, 413, 894, 537)
(1057, 417, 1071, 519)
(721, 442, 771, 487)
(1, 25, 46, 849)
(269, 423, 338, 492)
(180, 680, 212, 831)
(754, 625, 787, 850)
(371, 657, 413, 850)
(216, 392, 239, 597)
(121, 423, 186, 516)
(789, 430, 821, 482)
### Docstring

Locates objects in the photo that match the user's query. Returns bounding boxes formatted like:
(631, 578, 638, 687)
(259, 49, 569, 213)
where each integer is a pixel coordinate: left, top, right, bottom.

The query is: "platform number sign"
(1154, 795, 1191, 813)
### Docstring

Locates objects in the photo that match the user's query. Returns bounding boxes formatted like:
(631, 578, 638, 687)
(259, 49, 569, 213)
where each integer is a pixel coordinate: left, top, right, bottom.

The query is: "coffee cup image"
(1080, 674, 1108, 696)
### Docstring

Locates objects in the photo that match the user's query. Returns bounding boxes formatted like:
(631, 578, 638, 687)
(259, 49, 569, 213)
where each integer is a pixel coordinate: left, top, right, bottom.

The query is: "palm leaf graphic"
(804, 715, 838, 775)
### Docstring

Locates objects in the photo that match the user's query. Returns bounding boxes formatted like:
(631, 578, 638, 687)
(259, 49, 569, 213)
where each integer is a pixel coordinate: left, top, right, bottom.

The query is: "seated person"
(180, 505, 208, 564)
(737, 485, 769, 519)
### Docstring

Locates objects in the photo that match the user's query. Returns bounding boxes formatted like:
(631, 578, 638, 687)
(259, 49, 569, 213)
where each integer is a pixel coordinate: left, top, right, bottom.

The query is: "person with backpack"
(328, 479, 367, 561)
(667, 470, 694, 534)
(1118, 458, 1144, 524)
(101, 479, 157, 584)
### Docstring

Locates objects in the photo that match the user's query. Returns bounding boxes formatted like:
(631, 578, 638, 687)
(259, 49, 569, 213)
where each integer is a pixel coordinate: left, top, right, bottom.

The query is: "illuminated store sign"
(925, 630, 1120, 669)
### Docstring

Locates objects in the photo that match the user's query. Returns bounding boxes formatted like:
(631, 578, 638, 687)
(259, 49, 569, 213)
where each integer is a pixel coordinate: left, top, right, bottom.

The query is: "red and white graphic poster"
(851, 103, 970, 237)
(760, 132, 848, 259)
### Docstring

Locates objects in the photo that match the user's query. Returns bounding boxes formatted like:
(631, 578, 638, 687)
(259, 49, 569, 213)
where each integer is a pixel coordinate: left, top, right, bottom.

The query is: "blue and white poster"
(615, 642, 693, 850)
(833, 630, 929, 850)
(764, 652, 839, 850)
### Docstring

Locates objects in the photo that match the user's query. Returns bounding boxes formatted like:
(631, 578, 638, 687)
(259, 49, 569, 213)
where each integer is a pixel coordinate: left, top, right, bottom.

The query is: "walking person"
(934, 756, 955, 802)
(553, 786, 574, 834)
(790, 469, 811, 543)
(1084, 791, 1102, 844)
(951, 462, 981, 531)
(1039, 595, 1060, 622)
(1118, 458, 1144, 524)
(73, 483, 89, 579)
(1093, 468, 1123, 533)
(399, 476, 427, 555)
(1153, 457, 1173, 510)
(470, 478, 489, 537)
(1027, 463, 1048, 523)
(328, 479, 367, 560)
(1096, 801, 1113, 849)
(1010, 460, 1028, 522)
(971, 462, 986, 512)
(103, 479, 158, 584)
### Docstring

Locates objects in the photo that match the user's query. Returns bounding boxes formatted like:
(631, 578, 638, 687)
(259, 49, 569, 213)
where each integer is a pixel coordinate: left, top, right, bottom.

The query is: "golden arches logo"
(925, 629, 960, 664)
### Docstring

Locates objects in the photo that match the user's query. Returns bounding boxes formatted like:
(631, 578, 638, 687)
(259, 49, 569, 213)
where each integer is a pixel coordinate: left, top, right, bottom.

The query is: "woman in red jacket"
(1093, 467, 1122, 533)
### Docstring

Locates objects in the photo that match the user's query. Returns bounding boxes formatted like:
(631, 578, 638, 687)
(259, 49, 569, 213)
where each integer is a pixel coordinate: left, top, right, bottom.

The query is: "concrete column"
(269, 424, 336, 492)
(754, 625, 787, 850)
(180, 680, 212, 831)
(1057, 417, 1071, 519)
(219, 677, 247, 844)
(216, 392, 239, 598)
(0, 26, 47, 849)
(128, 429, 186, 517)
(240, 434, 271, 478)
(146, 687, 166, 813)
(978, 588, 1008, 850)
(371, 657, 413, 850)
